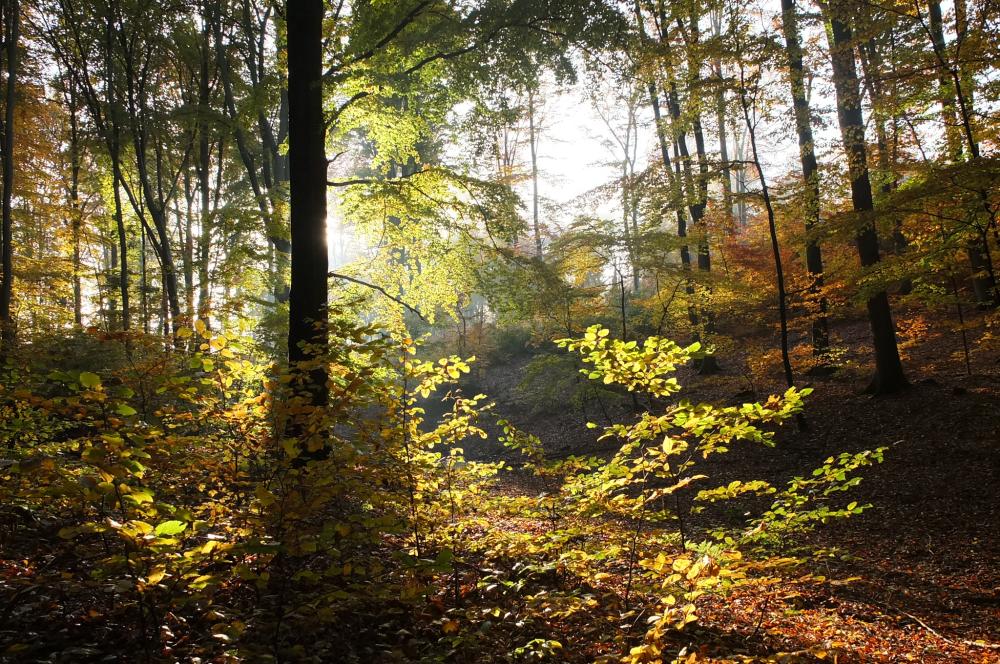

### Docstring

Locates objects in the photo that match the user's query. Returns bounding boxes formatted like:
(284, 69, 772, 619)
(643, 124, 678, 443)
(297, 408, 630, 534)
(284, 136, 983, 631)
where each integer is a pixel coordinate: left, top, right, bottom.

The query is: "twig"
(876, 600, 955, 645)
(329, 272, 427, 321)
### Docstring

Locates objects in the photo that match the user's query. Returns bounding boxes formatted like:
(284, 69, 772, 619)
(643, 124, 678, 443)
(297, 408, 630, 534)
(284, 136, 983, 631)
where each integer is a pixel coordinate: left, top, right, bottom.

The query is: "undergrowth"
(0, 322, 884, 662)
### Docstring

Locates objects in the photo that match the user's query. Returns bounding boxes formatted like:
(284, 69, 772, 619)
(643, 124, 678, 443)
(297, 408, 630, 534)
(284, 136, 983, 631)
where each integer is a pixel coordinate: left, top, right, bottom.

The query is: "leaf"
(147, 565, 166, 585)
(79, 372, 101, 389)
(115, 403, 137, 416)
(126, 487, 154, 505)
(442, 619, 460, 634)
(154, 520, 187, 537)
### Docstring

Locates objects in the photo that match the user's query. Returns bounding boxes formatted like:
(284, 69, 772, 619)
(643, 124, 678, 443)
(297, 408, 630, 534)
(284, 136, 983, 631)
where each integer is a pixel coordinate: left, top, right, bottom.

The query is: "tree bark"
(286, 0, 329, 408)
(635, 0, 699, 329)
(527, 89, 542, 258)
(196, 6, 212, 329)
(926, 0, 997, 307)
(781, 0, 830, 356)
(66, 80, 83, 327)
(826, 0, 907, 393)
(0, 0, 18, 346)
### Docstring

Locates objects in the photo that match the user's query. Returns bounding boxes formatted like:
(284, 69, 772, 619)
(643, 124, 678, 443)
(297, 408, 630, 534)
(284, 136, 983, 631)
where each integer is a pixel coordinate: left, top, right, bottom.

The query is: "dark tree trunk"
(110, 152, 130, 332)
(656, 7, 719, 372)
(927, 0, 997, 307)
(857, 36, 911, 293)
(713, 64, 733, 229)
(181, 179, 196, 328)
(286, 0, 329, 408)
(196, 7, 212, 329)
(781, 0, 829, 356)
(216, 4, 291, 302)
(635, 0, 700, 330)
(527, 89, 542, 258)
(927, 0, 963, 161)
(0, 0, 18, 346)
(67, 81, 83, 327)
(738, 62, 794, 389)
(827, 0, 907, 394)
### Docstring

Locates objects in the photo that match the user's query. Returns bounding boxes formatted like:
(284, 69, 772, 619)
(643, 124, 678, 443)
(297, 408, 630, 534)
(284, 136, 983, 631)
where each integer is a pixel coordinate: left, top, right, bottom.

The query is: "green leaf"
(126, 488, 154, 505)
(116, 404, 137, 417)
(154, 520, 187, 537)
(79, 372, 101, 389)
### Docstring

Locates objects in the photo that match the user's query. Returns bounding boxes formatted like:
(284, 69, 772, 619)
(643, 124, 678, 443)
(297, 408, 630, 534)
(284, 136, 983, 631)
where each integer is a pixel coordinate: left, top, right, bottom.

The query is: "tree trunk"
(826, 0, 907, 393)
(927, 0, 997, 307)
(215, 6, 291, 302)
(181, 180, 196, 328)
(658, 9, 719, 372)
(781, 0, 830, 356)
(635, 0, 699, 329)
(67, 81, 83, 327)
(286, 0, 329, 408)
(527, 89, 542, 258)
(927, 0, 963, 161)
(140, 225, 149, 333)
(110, 159, 130, 331)
(196, 11, 212, 329)
(739, 70, 794, 389)
(0, 0, 19, 346)
(713, 69, 733, 229)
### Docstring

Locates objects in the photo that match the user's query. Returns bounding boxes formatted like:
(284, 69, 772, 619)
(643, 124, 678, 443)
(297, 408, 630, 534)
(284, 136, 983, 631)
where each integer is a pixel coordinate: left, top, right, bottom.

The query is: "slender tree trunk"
(927, 0, 997, 307)
(710, 0, 733, 230)
(67, 82, 83, 327)
(714, 70, 733, 229)
(675, 10, 712, 273)
(636, 1, 699, 329)
(527, 89, 542, 258)
(927, 0, 963, 161)
(110, 161, 130, 331)
(738, 65, 794, 388)
(858, 36, 910, 292)
(286, 0, 329, 408)
(196, 14, 212, 329)
(140, 226, 149, 334)
(657, 8, 719, 372)
(781, 0, 829, 356)
(826, 0, 907, 393)
(0, 0, 19, 346)
(651, 89, 699, 329)
(108, 242, 119, 329)
(181, 181, 195, 328)
(214, 8, 291, 302)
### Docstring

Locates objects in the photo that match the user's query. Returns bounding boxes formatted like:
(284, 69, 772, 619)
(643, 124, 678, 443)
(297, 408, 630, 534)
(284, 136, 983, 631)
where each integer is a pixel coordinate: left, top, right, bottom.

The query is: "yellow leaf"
(147, 565, 166, 586)
(442, 619, 460, 634)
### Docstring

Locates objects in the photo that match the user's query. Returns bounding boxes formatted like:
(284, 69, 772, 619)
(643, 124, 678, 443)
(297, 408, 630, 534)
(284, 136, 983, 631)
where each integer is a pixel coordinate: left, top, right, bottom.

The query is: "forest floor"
(2, 310, 999, 662)
(461, 310, 1000, 662)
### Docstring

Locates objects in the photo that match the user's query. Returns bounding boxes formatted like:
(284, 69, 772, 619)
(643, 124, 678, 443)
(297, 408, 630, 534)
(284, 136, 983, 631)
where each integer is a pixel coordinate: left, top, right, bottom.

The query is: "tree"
(826, 0, 907, 393)
(0, 0, 19, 346)
(780, 0, 829, 357)
(734, 24, 794, 389)
(922, 0, 998, 307)
(285, 0, 328, 409)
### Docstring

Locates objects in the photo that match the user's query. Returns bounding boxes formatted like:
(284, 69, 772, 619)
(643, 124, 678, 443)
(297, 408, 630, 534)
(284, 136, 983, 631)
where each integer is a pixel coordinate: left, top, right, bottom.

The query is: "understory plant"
(460, 326, 886, 662)
(1, 323, 885, 663)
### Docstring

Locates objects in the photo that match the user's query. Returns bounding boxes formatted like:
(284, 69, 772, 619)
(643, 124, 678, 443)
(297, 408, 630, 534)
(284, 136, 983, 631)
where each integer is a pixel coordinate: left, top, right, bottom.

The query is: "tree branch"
(329, 271, 427, 321)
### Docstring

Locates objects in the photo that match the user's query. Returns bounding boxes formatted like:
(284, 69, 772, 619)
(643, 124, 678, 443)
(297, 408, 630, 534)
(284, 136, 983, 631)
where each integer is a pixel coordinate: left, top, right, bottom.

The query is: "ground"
(2, 309, 998, 662)
(457, 309, 1000, 662)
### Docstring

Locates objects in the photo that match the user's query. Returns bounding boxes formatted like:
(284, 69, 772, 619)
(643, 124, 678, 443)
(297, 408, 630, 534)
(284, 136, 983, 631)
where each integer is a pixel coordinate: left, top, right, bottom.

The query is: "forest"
(0, 0, 999, 661)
